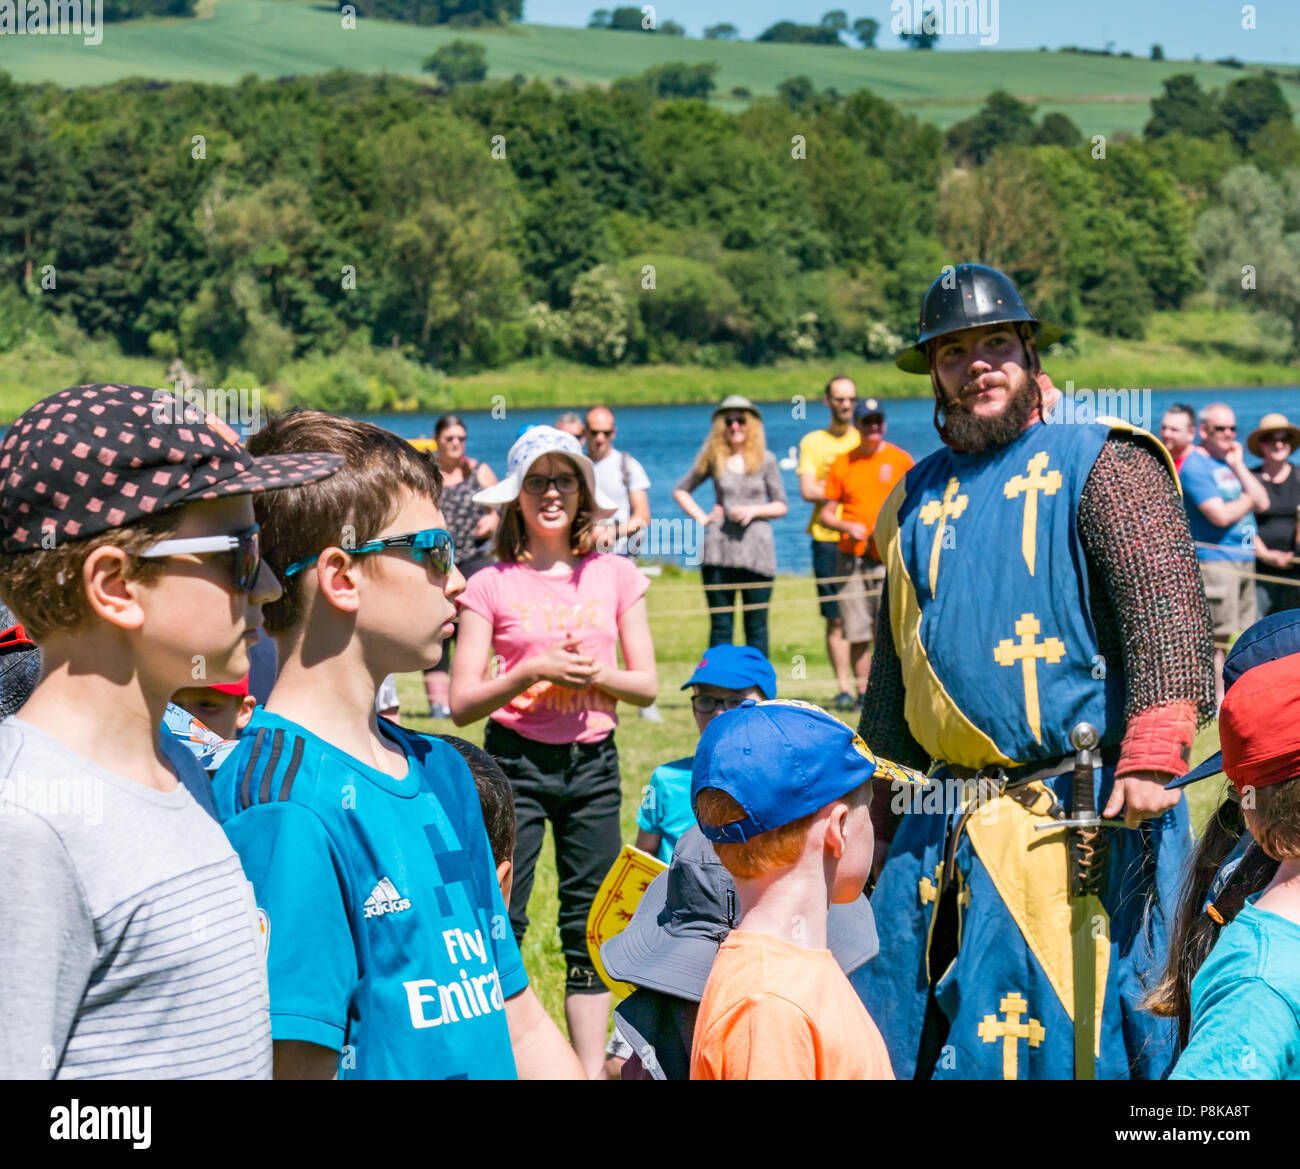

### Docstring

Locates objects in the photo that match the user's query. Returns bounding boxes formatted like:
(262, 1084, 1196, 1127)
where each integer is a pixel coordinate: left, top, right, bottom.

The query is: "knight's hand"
(1102, 772, 1180, 828)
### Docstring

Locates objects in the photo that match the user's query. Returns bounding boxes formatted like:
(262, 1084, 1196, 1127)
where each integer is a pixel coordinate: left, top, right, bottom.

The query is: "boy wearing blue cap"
(689, 699, 922, 1079)
(634, 645, 777, 863)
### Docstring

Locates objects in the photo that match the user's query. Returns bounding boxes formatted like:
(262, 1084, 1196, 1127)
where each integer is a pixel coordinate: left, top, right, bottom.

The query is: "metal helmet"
(895, 263, 1063, 374)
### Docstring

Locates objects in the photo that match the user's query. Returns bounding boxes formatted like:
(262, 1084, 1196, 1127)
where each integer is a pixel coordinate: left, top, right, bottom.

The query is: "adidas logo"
(363, 877, 412, 919)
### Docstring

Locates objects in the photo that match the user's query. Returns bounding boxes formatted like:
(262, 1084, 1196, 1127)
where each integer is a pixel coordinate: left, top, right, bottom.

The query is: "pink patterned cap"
(0, 384, 342, 553)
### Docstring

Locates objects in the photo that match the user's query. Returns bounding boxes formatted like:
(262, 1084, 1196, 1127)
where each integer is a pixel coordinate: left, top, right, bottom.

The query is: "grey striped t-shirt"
(0, 717, 272, 1079)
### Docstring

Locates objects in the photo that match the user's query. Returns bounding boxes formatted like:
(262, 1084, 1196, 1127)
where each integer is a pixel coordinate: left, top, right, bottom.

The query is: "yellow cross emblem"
(917, 477, 968, 596)
(1003, 451, 1062, 576)
(993, 612, 1066, 745)
(978, 992, 1045, 1080)
(918, 862, 943, 906)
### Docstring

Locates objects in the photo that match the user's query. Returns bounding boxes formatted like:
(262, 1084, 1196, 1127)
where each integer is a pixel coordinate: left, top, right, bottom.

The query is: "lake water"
(372, 385, 1300, 575)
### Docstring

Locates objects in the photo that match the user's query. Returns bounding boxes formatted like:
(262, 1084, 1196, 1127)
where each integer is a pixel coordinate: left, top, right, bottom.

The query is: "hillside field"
(4, 1, 1299, 135)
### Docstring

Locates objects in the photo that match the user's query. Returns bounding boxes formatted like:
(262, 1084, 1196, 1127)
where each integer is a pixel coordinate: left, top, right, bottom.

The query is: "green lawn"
(393, 567, 1225, 1028)
(3, 2, 1297, 136)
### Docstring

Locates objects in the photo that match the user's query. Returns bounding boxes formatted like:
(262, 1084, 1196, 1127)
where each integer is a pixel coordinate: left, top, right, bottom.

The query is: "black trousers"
(701, 564, 774, 659)
(484, 720, 623, 995)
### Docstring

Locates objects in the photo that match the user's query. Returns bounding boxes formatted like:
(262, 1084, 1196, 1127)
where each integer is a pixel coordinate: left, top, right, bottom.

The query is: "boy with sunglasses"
(0, 383, 341, 1079)
(634, 645, 777, 863)
(212, 410, 583, 1080)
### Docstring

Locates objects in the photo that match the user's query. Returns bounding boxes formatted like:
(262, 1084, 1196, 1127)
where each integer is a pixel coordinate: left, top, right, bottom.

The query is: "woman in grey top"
(673, 396, 788, 659)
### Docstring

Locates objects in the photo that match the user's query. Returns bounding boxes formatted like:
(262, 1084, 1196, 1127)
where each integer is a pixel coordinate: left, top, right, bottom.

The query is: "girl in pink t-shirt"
(451, 426, 658, 1077)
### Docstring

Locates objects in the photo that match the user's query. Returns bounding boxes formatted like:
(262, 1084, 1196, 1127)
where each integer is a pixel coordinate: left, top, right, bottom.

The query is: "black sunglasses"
(523, 472, 580, 495)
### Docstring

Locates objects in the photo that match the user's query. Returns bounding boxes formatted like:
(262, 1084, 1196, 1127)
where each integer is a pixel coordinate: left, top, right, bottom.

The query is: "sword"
(1067, 722, 1109, 1080)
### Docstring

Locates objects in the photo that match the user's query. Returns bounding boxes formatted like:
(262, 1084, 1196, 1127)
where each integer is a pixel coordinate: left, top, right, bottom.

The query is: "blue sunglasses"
(283, 528, 455, 579)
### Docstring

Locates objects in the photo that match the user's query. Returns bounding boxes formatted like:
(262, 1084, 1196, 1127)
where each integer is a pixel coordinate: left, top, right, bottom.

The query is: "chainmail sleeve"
(1077, 433, 1216, 728)
(858, 572, 931, 772)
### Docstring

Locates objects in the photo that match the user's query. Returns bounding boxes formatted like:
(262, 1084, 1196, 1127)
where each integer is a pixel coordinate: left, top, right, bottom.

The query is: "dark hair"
(823, 375, 855, 397)
(1145, 786, 1280, 1047)
(1164, 403, 1197, 428)
(245, 410, 442, 634)
(433, 414, 471, 476)
(437, 734, 515, 868)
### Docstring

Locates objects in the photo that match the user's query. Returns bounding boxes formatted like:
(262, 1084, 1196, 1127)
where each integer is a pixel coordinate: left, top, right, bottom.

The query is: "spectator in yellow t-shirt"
(819, 401, 914, 708)
(796, 376, 861, 711)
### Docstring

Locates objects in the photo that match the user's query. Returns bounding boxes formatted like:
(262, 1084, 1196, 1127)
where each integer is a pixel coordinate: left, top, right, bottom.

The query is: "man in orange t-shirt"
(688, 700, 921, 1079)
(819, 401, 914, 706)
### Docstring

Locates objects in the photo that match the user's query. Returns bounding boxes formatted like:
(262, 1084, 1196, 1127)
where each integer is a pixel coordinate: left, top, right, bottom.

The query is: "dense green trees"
(0, 65, 1281, 387)
(345, 0, 520, 26)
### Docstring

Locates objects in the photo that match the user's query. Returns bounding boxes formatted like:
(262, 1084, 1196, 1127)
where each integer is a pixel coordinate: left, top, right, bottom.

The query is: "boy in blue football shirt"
(213, 410, 583, 1080)
(634, 645, 776, 863)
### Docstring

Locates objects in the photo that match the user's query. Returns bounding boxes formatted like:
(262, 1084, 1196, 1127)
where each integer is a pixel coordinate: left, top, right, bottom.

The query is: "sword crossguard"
(1035, 817, 1127, 832)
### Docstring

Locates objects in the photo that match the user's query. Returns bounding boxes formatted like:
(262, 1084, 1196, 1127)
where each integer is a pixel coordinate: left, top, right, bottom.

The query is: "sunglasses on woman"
(282, 527, 456, 579)
(139, 525, 263, 594)
(724, 415, 749, 428)
(522, 472, 580, 495)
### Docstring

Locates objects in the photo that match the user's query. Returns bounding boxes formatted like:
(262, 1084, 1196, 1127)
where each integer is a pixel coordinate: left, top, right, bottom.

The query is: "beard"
(937, 373, 1041, 455)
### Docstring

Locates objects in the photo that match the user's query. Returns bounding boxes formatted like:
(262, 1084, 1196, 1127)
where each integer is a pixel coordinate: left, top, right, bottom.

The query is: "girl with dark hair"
(450, 426, 658, 1078)
(1146, 788, 1278, 1049)
(423, 414, 499, 718)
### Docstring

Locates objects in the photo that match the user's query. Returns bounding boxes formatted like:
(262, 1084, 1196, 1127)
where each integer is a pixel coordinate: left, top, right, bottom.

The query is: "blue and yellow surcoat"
(875, 418, 1150, 768)
(860, 419, 1191, 1080)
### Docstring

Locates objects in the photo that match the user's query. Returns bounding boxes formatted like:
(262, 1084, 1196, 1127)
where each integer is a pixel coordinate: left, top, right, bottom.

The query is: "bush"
(564, 266, 630, 365)
(423, 41, 489, 89)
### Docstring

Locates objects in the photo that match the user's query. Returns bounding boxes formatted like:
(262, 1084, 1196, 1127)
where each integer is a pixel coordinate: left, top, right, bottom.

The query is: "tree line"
(0, 67, 1296, 410)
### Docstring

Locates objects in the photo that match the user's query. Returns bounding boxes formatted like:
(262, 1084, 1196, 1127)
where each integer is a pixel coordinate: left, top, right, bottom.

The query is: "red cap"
(209, 675, 250, 697)
(1219, 655, 1300, 793)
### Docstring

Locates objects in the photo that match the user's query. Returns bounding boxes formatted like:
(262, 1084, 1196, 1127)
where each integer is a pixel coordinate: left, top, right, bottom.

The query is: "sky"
(520, 0, 1300, 63)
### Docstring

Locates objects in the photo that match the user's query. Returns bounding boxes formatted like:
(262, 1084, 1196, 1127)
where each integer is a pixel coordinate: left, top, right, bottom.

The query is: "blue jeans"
(701, 565, 773, 659)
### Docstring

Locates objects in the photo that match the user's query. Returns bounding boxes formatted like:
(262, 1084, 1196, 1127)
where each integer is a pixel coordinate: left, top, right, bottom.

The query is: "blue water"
(371, 384, 1300, 575)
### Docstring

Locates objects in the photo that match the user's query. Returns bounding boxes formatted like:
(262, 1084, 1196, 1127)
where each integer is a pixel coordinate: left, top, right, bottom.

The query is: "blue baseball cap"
(1166, 610, 1300, 789)
(690, 699, 926, 844)
(854, 398, 886, 423)
(680, 644, 777, 699)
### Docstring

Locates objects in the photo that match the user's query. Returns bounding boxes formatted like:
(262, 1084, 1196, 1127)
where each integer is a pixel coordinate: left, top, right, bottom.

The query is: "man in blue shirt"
(1180, 403, 1271, 705)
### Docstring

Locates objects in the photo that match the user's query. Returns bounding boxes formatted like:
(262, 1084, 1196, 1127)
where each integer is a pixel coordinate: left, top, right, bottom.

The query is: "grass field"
(3, 1, 1298, 135)
(389, 567, 1225, 1030)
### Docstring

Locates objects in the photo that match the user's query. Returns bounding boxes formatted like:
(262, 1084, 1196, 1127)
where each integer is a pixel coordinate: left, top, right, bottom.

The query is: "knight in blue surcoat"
(856, 265, 1215, 1080)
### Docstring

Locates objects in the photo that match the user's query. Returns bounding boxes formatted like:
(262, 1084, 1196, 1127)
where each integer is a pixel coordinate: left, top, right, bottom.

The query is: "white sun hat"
(472, 425, 618, 518)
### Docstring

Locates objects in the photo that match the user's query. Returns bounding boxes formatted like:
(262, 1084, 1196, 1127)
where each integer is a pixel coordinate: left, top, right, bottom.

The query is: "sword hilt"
(1067, 722, 1107, 897)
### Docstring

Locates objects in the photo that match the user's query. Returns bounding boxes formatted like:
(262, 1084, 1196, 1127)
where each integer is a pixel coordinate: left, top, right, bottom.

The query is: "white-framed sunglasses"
(138, 526, 262, 593)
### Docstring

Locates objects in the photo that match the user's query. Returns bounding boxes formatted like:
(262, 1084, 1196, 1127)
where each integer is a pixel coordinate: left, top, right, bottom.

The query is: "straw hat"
(1247, 413, 1300, 458)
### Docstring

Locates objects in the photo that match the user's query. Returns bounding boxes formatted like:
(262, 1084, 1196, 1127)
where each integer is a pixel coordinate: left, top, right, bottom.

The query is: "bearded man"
(856, 265, 1214, 1080)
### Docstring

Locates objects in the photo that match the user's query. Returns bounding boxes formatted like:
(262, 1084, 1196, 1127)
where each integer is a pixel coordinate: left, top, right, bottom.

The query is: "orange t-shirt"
(823, 442, 914, 557)
(689, 931, 895, 1080)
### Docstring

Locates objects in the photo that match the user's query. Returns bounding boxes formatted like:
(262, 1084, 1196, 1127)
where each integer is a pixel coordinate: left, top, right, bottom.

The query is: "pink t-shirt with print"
(458, 554, 650, 745)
